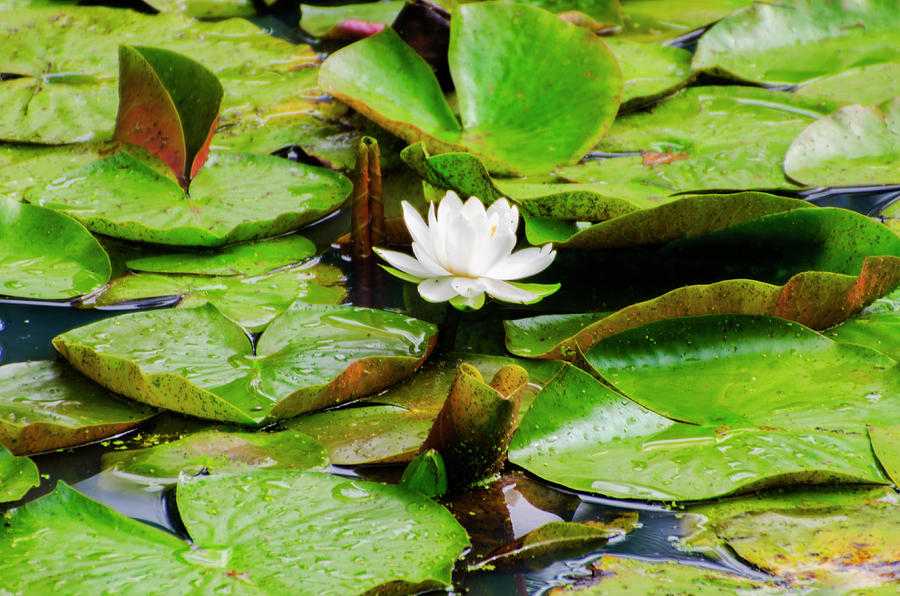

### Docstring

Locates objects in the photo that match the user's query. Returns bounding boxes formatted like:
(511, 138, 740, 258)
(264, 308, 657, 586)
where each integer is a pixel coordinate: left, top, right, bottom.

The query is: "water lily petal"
(481, 278, 542, 303)
(450, 276, 487, 298)
(412, 241, 452, 276)
(402, 201, 438, 261)
(472, 227, 517, 276)
(443, 209, 480, 276)
(373, 247, 438, 279)
(485, 244, 556, 280)
(486, 198, 519, 235)
(417, 277, 458, 302)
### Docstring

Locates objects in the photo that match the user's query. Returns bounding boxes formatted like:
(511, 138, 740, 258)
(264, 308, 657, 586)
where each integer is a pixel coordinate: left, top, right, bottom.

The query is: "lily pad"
(869, 425, 900, 486)
(95, 265, 346, 333)
(604, 38, 693, 110)
(564, 554, 786, 595)
(0, 444, 38, 502)
(828, 311, 900, 361)
(300, 2, 402, 38)
(795, 62, 900, 107)
(286, 353, 563, 464)
(584, 315, 900, 433)
(53, 304, 436, 425)
(557, 86, 837, 202)
(0, 360, 156, 455)
(784, 97, 900, 186)
(471, 521, 616, 572)
(0, 472, 469, 593)
(689, 487, 900, 589)
(506, 258, 900, 359)
(26, 151, 351, 247)
(143, 0, 257, 18)
(692, 0, 900, 85)
(0, 7, 316, 144)
(509, 364, 888, 501)
(618, 0, 756, 41)
(319, 2, 622, 175)
(101, 428, 329, 482)
(124, 235, 317, 277)
(0, 195, 111, 300)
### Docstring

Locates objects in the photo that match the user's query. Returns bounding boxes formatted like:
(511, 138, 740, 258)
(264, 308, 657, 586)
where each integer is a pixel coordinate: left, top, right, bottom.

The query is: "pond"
(2, 0, 900, 594)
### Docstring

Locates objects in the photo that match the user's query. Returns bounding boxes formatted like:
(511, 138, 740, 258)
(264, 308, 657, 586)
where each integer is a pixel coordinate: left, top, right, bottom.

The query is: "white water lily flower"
(374, 191, 558, 310)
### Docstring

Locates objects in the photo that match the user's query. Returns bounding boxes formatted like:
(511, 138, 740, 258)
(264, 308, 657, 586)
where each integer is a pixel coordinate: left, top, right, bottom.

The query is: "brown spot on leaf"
(642, 152, 690, 165)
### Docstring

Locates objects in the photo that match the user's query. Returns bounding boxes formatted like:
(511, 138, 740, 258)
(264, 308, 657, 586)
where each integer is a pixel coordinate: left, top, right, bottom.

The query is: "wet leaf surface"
(617, 0, 755, 41)
(300, 2, 402, 38)
(26, 151, 351, 247)
(506, 258, 900, 359)
(786, 97, 900, 186)
(0, 360, 155, 455)
(794, 62, 900, 107)
(101, 427, 329, 482)
(692, 0, 900, 85)
(868, 425, 900, 486)
(319, 2, 622, 174)
(0, 472, 469, 593)
(471, 521, 616, 572)
(509, 364, 888, 501)
(53, 304, 437, 425)
(0, 196, 111, 299)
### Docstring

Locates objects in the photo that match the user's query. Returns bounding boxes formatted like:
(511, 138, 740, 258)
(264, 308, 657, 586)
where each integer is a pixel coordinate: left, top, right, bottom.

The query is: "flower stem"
(437, 304, 461, 354)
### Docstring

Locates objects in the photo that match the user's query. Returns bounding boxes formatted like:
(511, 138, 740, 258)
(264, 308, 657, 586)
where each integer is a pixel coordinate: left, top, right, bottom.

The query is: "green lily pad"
(0, 195, 111, 300)
(0, 7, 316, 144)
(53, 304, 436, 425)
(286, 353, 563, 465)
(0, 444, 38, 502)
(0, 360, 156, 455)
(604, 38, 693, 110)
(319, 2, 622, 175)
(692, 0, 900, 85)
(143, 0, 257, 18)
(26, 151, 351, 247)
(509, 364, 888, 501)
(869, 425, 900, 486)
(0, 141, 113, 200)
(101, 428, 329, 482)
(471, 521, 616, 572)
(0, 472, 469, 593)
(784, 97, 900, 186)
(828, 311, 900, 361)
(618, 0, 756, 41)
(795, 62, 900, 107)
(689, 486, 900, 589)
(558, 86, 837, 202)
(563, 554, 786, 595)
(95, 264, 346, 332)
(300, 2, 403, 38)
(506, 258, 900, 359)
(125, 235, 317, 277)
(584, 315, 900, 434)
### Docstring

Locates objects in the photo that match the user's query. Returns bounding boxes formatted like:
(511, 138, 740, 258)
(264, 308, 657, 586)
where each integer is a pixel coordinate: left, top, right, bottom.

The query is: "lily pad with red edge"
(0, 360, 156, 456)
(52, 303, 437, 425)
(25, 150, 351, 247)
(319, 1, 623, 175)
(114, 45, 223, 190)
(505, 258, 900, 360)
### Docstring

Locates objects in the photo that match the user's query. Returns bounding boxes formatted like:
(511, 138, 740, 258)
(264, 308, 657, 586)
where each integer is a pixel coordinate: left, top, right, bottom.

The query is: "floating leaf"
(506, 258, 900, 359)
(509, 364, 887, 501)
(785, 97, 900, 187)
(471, 521, 615, 572)
(558, 86, 837, 202)
(96, 261, 345, 332)
(101, 428, 329, 482)
(400, 448, 448, 498)
(0, 443, 38, 502)
(285, 354, 563, 464)
(114, 46, 223, 189)
(618, 0, 756, 41)
(689, 487, 900, 589)
(692, 0, 900, 85)
(53, 304, 436, 425)
(319, 2, 622, 174)
(561, 554, 786, 595)
(125, 235, 317, 277)
(795, 62, 900, 107)
(300, 2, 402, 38)
(143, 0, 257, 18)
(604, 38, 692, 110)
(0, 196, 111, 300)
(0, 360, 155, 455)
(585, 314, 900, 433)
(828, 311, 900, 361)
(26, 151, 351, 247)
(869, 425, 900, 486)
(0, 473, 469, 593)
